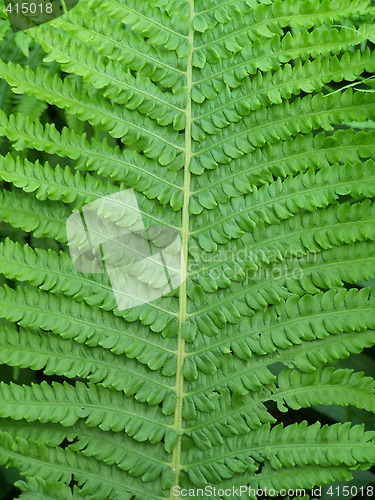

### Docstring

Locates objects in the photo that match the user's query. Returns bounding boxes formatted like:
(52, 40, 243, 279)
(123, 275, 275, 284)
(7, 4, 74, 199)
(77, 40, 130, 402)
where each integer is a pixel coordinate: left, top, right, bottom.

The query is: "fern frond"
(12, 93, 47, 121)
(189, 287, 375, 364)
(0, 432, 166, 499)
(189, 200, 375, 291)
(221, 464, 352, 499)
(17, 477, 86, 500)
(0, 239, 179, 332)
(0, 112, 185, 209)
(0, 0, 375, 496)
(191, 90, 375, 173)
(191, 161, 375, 250)
(0, 62, 185, 168)
(0, 326, 176, 407)
(0, 284, 177, 370)
(189, 242, 375, 328)
(54, 8, 186, 89)
(184, 422, 375, 486)
(193, 28, 373, 102)
(0, 189, 68, 242)
(185, 287, 375, 414)
(275, 367, 375, 413)
(5, 419, 172, 485)
(194, 49, 375, 139)
(191, 129, 375, 205)
(0, 153, 117, 207)
(29, 24, 186, 128)
(0, 381, 173, 445)
(194, 0, 372, 61)
(98, 0, 191, 57)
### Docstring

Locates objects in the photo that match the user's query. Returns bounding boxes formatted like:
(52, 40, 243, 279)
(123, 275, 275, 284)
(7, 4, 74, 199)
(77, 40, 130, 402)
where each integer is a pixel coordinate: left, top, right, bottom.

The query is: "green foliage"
(0, 0, 374, 498)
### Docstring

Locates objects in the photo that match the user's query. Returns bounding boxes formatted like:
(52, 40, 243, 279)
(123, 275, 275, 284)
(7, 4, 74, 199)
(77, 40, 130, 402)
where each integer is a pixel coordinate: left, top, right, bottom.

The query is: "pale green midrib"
(169, 1, 194, 497)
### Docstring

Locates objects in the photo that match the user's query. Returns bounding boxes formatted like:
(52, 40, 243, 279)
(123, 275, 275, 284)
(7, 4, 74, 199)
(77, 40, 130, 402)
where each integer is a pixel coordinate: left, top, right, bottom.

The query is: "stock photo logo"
(3, 0, 79, 31)
(66, 189, 184, 311)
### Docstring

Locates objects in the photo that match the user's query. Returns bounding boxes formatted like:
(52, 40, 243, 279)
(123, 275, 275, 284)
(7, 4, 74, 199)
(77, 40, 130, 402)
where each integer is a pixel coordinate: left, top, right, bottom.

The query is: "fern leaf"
(0, 381, 173, 444)
(0, 0, 375, 497)
(17, 477, 87, 500)
(0, 285, 176, 370)
(0, 112, 185, 208)
(275, 367, 375, 413)
(0, 62, 185, 168)
(0, 189, 68, 242)
(29, 24, 187, 129)
(0, 326, 175, 407)
(0, 432, 166, 499)
(54, 8, 186, 89)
